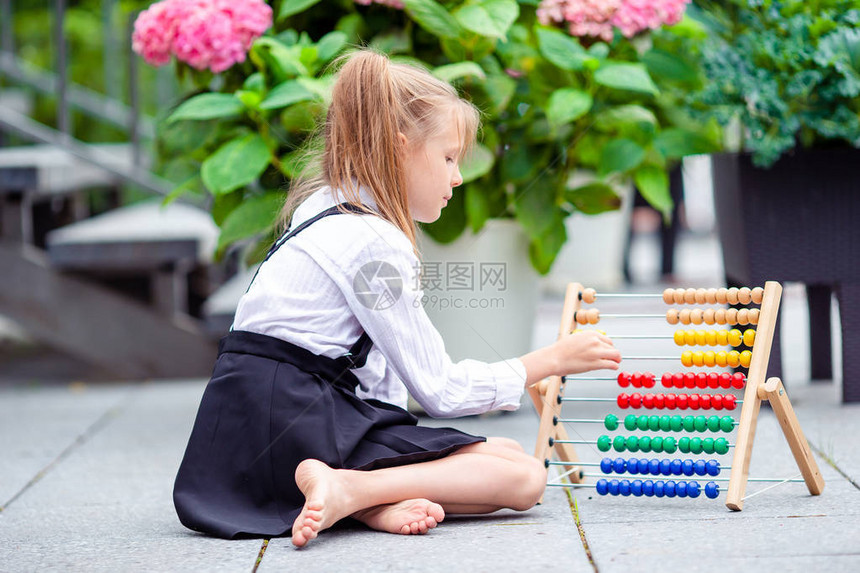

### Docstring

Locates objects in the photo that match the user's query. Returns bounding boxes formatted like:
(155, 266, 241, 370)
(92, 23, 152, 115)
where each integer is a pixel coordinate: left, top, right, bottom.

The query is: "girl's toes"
(410, 521, 420, 534)
(399, 524, 411, 535)
(425, 516, 437, 529)
(417, 520, 429, 534)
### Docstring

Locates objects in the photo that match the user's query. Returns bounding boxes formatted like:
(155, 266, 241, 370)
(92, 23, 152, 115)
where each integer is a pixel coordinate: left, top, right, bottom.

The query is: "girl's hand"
(520, 330, 621, 387)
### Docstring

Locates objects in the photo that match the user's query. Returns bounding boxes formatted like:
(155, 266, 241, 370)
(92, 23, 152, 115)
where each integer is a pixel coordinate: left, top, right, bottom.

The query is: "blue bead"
(614, 457, 627, 473)
(682, 460, 695, 476)
(627, 457, 639, 475)
(694, 460, 707, 476)
(676, 481, 688, 497)
(665, 480, 677, 497)
(631, 480, 643, 496)
(688, 481, 701, 498)
(619, 480, 631, 496)
(654, 481, 665, 497)
(600, 458, 613, 474)
(707, 460, 721, 476)
(670, 459, 683, 476)
(596, 479, 609, 495)
(638, 459, 649, 474)
(643, 479, 654, 496)
(660, 459, 672, 476)
(648, 459, 660, 476)
(609, 479, 620, 496)
(705, 482, 720, 499)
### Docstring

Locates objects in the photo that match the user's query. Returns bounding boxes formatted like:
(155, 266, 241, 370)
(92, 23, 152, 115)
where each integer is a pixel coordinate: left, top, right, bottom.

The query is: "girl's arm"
(519, 330, 621, 387)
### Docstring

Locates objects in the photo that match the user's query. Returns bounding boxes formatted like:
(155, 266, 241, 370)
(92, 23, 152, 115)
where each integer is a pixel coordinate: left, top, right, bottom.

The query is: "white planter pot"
(543, 177, 634, 294)
(417, 219, 540, 363)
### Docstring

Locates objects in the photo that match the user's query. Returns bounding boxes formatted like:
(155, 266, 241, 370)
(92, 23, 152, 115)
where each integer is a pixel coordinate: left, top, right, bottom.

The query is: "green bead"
(715, 438, 729, 455)
(624, 415, 637, 431)
(670, 415, 683, 432)
(613, 435, 627, 452)
(639, 436, 652, 453)
(690, 437, 703, 454)
(683, 416, 696, 432)
(707, 416, 721, 432)
(702, 437, 715, 454)
(637, 415, 650, 431)
(720, 416, 735, 433)
(651, 436, 664, 453)
(597, 435, 612, 452)
(659, 416, 671, 432)
(626, 436, 640, 452)
(604, 414, 619, 431)
(663, 436, 677, 453)
(695, 416, 708, 432)
(649, 416, 661, 432)
(679, 436, 691, 453)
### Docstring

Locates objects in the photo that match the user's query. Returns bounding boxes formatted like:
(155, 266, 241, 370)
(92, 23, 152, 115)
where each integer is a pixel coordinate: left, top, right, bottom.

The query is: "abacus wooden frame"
(531, 280, 824, 510)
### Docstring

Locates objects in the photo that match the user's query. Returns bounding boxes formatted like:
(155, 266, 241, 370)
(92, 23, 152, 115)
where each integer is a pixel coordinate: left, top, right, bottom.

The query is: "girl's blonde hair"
(279, 48, 481, 252)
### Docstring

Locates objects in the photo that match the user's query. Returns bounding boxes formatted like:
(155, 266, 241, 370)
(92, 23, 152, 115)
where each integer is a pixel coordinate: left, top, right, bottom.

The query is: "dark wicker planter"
(711, 148, 860, 402)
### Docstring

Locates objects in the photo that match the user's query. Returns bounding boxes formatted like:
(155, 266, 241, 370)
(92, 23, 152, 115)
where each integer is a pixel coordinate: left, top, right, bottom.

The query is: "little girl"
(173, 49, 621, 547)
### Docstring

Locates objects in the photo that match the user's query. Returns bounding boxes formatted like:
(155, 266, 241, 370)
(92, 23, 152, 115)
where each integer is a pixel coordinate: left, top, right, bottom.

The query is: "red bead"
(643, 394, 655, 408)
(732, 373, 746, 389)
(719, 373, 733, 389)
(711, 394, 723, 410)
(664, 393, 677, 409)
(661, 373, 673, 388)
(629, 393, 643, 408)
(673, 373, 685, 388)
(700, 394, 711, 409)
(617, 372, 631, 387)
(696, 373, 708, 389)
(677, 394, 689, 409)
(617, 393, 630, 408)
(684, 373, 697, 389)
(631, 372, 643, 388)
(724, 394, 737, 410)
(644, 373, 656, 388)
(689, 394, 701, 409)
(707, 373, 720, 389)
(654, 393, 665, 409)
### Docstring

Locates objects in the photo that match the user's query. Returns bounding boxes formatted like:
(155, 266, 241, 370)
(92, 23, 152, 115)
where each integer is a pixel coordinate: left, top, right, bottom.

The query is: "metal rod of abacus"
(550, 438, 736, 447)
(578, 473, 804, 483)
(623, 356, 681, 360)
(546, 460, 740, 472)
(599, 314, 667, 318)
(554, 418, 740, 426)
(586, 293, 665, 298)
(558, 397, 745, 405)
(605, 335, 675, 339)
(562, 376, 617, 381)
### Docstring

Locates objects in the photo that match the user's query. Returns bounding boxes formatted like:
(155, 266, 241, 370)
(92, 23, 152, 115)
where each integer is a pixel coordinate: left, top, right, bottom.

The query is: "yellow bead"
(740, 350, 752, 368)
(706, 330, 718, 346)
(727, 350, 740, 368)
(717, 330, 729, 346)
(704, 350, 716, 367)
(743, 329, 756, 347)
(674, 330, 686, 346)
(695, 330, 707, 346)
(681, 351, 693, 367)
(728, 329, 742, 347)
(685, 330, 696, 346)
(716, 351, 727, 367)
(693, 351, 704, 367)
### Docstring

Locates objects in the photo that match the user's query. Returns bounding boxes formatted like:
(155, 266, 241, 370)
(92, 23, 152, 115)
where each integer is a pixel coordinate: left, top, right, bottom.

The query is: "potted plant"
(687, 0, 860, 401)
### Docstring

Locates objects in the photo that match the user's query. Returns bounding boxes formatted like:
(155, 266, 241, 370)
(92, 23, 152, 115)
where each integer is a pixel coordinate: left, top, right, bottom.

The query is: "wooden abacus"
(530, 282, 824, 509)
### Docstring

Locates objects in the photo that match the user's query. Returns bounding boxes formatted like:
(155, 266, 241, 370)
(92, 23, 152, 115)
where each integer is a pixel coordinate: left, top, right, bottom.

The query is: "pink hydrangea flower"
(132, 0, 272, 73)
(537, 0, 688, 41)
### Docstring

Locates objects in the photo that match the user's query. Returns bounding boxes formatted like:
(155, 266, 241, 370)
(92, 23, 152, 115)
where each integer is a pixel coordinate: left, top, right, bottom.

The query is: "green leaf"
(167, 93, 244, 124)
(546, 88, 593, 128)
(594, 104, 658, 131)
(370, 30, 413, 55)
(594, 62, 659, 95)
(316, 31, 348, 62)
(211, 190, 244, 226)
(634, 165, 672, 220)
(433, 62, 486, 83)
(598, 138, 646, 176)
(564, 182, 622, 215)
(641, 49, 699, 83)
(202, 134, 272, 195)
(280, 150, 311, 179)
(455, 0, 519, 40)
(243, 73, 265, 93)
(481, 73, 517, 115)
(528, 215, 567, 275)
(252, 37, 309, 81)
(465, 184, 492, 233)
(422, 189, 467, 243)
(536, 26, 591, 71)
(460, 143, 495, 183)
(403, 0, 462, 40)
(514, 170, 560, 239)
(654, 128, 719, 159)
(216, 192, 285, 254)
(259, 80, 316, 110)
(297, 76, 335, 103)
(278, 0, 322, 21)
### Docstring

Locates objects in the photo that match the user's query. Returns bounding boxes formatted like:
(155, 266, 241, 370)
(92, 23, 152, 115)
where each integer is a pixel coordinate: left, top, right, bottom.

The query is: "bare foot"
(353, 499, 445, 535)
(292, 459, 356, 548)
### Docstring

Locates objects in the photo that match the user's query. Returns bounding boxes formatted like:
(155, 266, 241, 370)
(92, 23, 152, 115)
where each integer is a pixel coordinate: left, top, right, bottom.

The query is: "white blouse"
(232, 185, 527, 418)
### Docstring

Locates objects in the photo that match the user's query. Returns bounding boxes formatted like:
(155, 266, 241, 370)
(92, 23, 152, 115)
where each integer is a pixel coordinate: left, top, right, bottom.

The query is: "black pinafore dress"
(173, 203, 484, 539)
